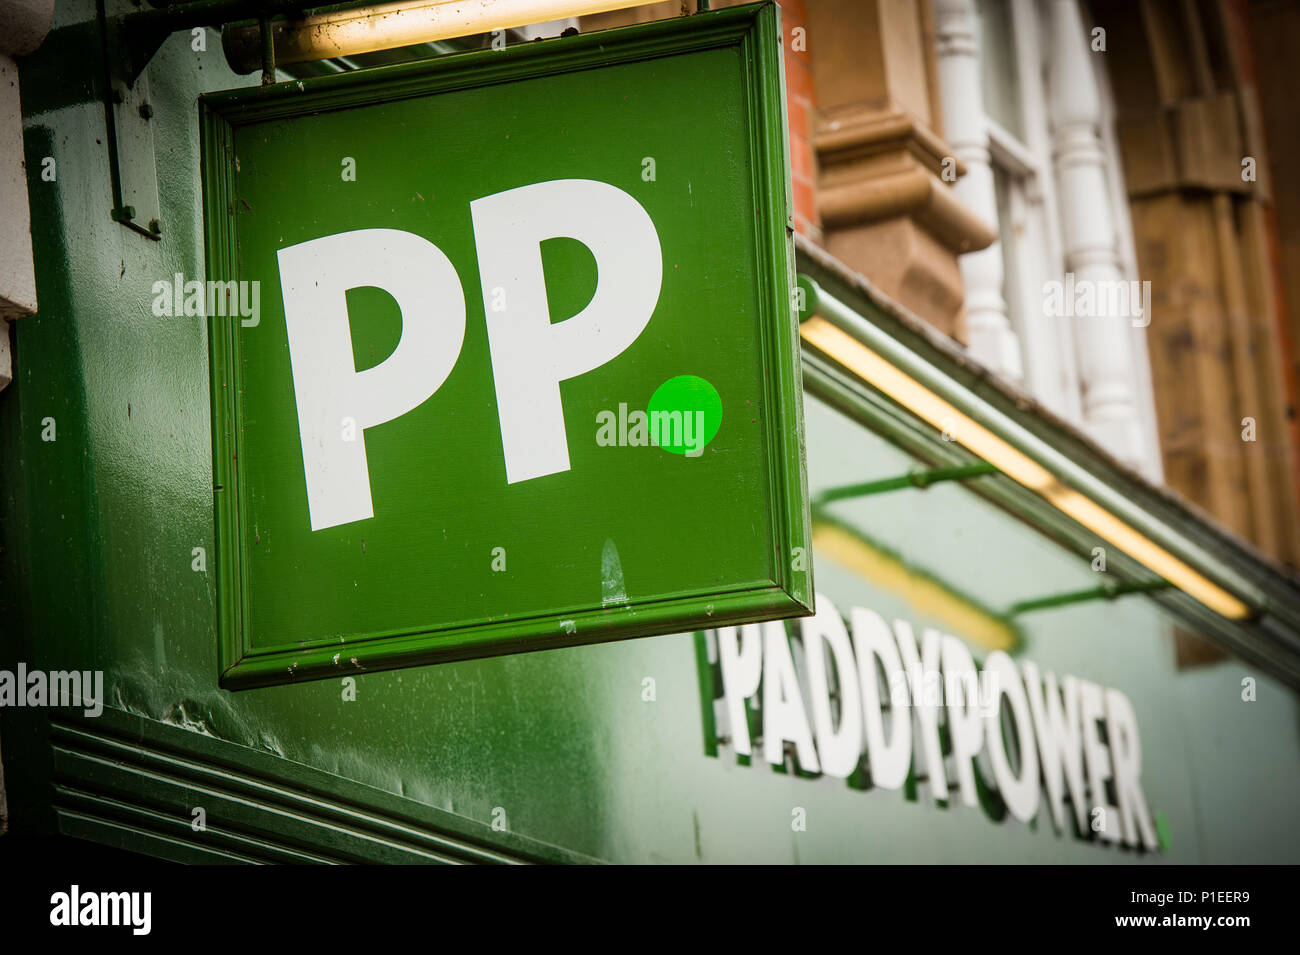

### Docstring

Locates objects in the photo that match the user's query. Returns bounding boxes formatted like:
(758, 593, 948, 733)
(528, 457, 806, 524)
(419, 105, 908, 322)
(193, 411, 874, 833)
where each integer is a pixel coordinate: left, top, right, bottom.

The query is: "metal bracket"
(815, 460, 1176, 617)
(95, 0, 313, 238)
(108, 71, 164, 239)
(813, 461, 999, 505)
(111, 0, 311, 88)
(1008, 579, 1173, 616)
(98, 0, 163, 239)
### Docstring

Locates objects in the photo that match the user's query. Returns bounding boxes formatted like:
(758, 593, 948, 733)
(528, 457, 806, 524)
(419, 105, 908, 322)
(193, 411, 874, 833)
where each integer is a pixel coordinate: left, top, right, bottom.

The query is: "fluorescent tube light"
(224, 0, 658, 74)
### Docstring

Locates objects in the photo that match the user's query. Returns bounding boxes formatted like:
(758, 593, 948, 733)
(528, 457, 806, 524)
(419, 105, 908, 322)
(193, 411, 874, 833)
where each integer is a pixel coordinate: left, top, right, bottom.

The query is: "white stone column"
(0, 0, 56, 391)
(935, 0, 1022, 380)
(1048, 0, 1143, 463)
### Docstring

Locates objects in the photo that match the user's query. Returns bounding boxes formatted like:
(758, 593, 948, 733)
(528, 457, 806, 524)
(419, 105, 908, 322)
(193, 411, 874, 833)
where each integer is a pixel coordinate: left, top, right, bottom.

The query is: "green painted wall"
(2, 0, 1298, 863)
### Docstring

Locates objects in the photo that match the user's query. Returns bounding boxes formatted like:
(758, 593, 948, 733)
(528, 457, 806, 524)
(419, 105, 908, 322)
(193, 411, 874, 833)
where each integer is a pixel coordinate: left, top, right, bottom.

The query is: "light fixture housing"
(223, 0, 658, 74)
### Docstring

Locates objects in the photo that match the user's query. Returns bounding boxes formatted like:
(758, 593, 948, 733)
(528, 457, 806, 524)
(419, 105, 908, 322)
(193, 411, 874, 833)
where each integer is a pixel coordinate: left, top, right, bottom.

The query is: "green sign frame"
(201, 2, 812, 690)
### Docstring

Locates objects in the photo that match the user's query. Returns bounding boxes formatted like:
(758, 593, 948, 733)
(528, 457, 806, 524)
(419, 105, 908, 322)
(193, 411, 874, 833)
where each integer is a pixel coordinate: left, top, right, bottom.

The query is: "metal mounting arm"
(813, 461, 999, 505)
(110, 0, 323, 87)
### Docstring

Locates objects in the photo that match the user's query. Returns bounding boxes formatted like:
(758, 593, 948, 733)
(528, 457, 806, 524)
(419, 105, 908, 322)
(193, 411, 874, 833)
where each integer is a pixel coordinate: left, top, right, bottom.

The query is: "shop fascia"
(704, 593, 1161, 851)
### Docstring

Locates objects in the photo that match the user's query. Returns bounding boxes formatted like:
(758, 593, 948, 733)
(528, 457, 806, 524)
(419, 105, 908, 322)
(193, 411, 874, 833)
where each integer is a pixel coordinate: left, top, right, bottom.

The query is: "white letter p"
(278, 228, 466, 531)
(470, 179, 662, 484)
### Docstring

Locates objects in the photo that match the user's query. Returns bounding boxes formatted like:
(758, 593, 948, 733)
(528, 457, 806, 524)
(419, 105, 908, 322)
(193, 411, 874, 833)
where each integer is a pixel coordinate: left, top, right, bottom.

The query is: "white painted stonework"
(0, 0, 56, 390)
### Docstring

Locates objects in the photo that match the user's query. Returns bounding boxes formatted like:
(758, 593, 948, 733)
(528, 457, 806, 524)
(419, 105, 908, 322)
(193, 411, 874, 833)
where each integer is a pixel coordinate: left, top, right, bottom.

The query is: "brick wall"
(776, 0, 822, 240)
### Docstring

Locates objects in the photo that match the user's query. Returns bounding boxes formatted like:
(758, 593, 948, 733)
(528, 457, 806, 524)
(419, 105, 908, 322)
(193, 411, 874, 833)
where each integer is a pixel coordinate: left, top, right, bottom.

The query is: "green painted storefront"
(3, 0, 1300, 864)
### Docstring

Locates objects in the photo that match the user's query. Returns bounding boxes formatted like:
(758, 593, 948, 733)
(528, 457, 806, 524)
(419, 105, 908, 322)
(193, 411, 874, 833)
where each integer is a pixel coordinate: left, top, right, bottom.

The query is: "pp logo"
(278, 178, 662, 531)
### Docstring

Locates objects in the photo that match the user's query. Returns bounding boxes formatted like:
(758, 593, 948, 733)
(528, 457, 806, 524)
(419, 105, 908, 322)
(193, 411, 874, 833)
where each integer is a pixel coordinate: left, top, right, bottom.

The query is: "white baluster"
(1048, 0, 1144, 463)
(935, 0, 1022, 380)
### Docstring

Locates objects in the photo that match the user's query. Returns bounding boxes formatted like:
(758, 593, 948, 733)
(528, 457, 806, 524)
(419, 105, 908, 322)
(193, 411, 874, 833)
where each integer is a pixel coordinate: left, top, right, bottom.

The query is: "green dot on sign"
(647, 375, 722, 456)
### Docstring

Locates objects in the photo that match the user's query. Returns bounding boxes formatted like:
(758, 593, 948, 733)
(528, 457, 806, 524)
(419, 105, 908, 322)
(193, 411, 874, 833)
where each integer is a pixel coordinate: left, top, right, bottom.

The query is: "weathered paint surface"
(1, 0, 1298, 863)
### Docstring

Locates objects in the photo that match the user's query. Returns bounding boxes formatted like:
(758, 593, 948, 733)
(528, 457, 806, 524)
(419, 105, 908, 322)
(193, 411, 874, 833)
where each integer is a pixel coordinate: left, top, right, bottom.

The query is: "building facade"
(1, 0, 1299, 863)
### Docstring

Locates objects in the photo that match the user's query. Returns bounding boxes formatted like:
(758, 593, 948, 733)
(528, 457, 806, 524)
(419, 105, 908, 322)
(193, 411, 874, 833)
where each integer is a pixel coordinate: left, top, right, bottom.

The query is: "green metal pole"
(814, 461, 999, 504)
(1008, 579, 1173, 616)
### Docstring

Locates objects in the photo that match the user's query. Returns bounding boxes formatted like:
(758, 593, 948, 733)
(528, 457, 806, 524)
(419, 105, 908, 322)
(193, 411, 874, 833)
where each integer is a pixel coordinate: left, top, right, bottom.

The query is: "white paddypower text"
(709, 592, 1160, 851)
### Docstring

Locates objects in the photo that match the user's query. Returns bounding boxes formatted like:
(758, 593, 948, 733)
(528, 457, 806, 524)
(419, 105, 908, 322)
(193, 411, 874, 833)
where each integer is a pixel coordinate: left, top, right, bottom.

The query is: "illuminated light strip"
(800, 316, 1252, 621)
(812, 520, 1019, 651)
(227, 0, 660, 70)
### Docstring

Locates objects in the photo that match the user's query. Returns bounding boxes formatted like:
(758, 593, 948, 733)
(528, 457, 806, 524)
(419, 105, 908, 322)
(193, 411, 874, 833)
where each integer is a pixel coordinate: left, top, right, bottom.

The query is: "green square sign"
(201, 3, 812, 689)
